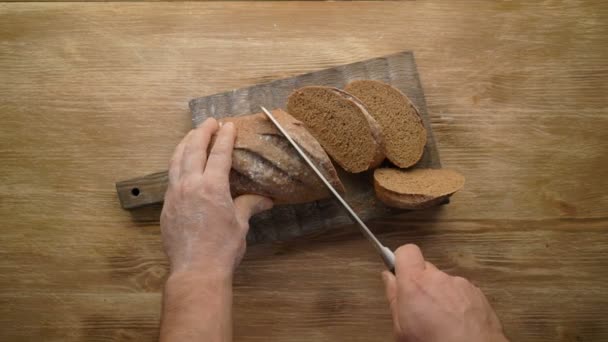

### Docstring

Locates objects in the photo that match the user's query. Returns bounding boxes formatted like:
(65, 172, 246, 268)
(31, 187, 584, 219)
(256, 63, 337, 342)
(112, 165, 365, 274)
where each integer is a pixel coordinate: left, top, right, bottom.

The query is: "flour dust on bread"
(286, 86, 384, 173)
(345, 80, 427, 168)
(374, 168, 464, 209)
(218, 109, 344, 204)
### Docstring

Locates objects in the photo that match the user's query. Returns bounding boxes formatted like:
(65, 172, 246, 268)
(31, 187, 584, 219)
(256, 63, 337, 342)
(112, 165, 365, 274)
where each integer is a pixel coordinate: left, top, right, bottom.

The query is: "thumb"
(382, 271, 403, 338)
(234, 194, 273, 223)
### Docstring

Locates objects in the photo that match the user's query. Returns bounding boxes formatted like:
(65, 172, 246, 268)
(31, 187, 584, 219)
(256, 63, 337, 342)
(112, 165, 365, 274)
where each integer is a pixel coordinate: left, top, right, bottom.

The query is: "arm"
(382, 244, 509, 342)
(161, 271, 232, 341)
(159, 118, 273, 342)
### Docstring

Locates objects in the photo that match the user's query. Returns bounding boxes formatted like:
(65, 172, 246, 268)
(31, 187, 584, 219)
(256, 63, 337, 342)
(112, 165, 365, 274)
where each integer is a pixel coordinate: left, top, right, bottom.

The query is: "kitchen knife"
(260, 106, 395, 273)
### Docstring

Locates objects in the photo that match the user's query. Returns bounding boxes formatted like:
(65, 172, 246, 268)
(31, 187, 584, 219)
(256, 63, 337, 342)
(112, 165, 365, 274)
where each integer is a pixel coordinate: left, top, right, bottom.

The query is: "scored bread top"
(345, 80, 426, 168)
(374, 168, 464, 210)
(219, 109, 345, 204)
(286, 86, 384, 173)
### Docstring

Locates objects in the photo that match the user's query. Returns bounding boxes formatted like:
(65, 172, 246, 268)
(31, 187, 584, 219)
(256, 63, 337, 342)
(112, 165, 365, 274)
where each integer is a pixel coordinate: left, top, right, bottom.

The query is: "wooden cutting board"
(116, 51, 442, 244)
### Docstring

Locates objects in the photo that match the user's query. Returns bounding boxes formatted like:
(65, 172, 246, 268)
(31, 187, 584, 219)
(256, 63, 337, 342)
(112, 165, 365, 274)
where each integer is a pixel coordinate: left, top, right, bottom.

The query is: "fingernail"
(224, 122, 234, 129)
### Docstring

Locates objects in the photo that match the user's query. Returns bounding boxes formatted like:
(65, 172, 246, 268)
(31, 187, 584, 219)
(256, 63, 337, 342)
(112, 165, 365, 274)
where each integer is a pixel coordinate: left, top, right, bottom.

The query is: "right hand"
(381, 244, 508, 342)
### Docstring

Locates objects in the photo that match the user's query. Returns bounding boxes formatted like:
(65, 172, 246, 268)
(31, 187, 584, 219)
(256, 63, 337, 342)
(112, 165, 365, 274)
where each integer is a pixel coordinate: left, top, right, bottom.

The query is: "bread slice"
(345, 80, 426, 168)
(220, 109, 345, 204)
(374, 168, 464, 209)
(286, 86, 384, 173)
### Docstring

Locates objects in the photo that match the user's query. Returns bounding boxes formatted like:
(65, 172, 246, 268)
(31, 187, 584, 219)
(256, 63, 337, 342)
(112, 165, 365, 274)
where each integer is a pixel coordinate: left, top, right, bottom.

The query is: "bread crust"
(219, 109, 344, 204)
(373, 180, 448, 209)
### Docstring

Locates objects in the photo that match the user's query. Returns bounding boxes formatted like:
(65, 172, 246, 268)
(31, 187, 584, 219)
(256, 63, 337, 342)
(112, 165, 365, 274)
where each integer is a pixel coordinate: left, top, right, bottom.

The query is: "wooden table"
(1, 2, 606, 341)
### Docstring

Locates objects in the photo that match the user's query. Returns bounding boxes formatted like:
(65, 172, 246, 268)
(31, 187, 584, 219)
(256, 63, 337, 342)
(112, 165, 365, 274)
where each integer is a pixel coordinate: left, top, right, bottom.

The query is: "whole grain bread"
(345, 80, 426, 168)
(374, 168, 464, 209)
(219, 109, 345, 204)
(286, 86, 384, 173)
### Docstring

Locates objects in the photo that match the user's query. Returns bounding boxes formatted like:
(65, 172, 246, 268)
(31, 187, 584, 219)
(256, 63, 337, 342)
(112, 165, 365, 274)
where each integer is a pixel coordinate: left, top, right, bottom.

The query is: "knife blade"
(260, 106, 395, 272)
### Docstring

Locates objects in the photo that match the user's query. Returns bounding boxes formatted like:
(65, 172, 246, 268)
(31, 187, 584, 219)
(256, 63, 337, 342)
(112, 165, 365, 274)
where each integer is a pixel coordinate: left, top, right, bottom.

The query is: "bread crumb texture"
(287, 86, 383, 173)
(375, 168, 464, 196)
(374, 168, 465, 209)
(345, 80, 426, 168)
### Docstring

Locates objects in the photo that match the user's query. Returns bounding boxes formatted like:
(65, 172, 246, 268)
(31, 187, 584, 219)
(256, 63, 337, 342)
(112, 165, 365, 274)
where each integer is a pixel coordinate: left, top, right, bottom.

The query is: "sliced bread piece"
(286, 86, 384, 173)
(345, 80, 427, 168)
(374, 168, 464, 210)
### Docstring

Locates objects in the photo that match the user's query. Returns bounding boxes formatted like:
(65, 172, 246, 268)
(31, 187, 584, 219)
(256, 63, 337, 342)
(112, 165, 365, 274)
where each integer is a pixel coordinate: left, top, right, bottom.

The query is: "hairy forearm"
(159, 270, 233, 342)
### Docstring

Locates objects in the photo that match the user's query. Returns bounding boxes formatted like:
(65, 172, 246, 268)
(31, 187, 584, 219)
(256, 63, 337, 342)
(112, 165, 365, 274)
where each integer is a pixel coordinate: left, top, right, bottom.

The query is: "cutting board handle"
(115, 171, 168, 209)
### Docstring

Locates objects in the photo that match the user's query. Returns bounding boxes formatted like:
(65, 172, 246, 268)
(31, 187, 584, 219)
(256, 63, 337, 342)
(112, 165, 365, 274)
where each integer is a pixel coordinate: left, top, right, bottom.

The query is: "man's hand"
(161, 118, 273, 276)
(159, 118, 273, 342)
(382, 244, 508, 342)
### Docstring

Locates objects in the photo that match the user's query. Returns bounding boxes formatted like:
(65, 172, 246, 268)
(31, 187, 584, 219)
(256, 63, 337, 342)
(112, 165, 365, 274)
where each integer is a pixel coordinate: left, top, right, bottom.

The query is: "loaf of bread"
(345, 80, 426, 168)
(374, 168, 464, 209)
(286, 86, 385, 173)
(219, 109, 345, 204)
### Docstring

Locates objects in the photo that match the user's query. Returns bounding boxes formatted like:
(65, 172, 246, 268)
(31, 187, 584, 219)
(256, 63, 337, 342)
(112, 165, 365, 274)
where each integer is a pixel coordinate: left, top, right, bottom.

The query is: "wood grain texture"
(1, 1, 607, 341)
(117, 51, 443, 244)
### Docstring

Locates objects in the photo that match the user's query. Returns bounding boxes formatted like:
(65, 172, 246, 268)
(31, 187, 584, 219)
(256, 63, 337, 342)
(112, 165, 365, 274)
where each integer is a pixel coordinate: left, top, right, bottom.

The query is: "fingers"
(180, 118, 219, 178)
(204, 122, 236, 183)
(381, 271, 403, 337)
(394, 244, 426, 278)
(233, 195, 274, 226)
(382, 271, 398, 311)
(425, 261, 439, 272)
(168, 130, 193, 184)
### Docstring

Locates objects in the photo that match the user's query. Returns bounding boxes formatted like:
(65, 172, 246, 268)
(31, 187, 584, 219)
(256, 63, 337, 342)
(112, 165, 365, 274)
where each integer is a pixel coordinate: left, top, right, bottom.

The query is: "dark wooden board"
(116, 51, 442, 244)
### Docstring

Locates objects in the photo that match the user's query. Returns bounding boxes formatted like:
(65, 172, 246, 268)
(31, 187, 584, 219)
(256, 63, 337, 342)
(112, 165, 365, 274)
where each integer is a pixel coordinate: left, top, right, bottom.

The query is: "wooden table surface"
(1, 1, 607, 341)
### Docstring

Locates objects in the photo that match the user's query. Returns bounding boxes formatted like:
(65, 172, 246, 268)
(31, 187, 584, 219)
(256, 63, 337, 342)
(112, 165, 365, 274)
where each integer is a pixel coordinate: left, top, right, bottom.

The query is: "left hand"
(160, 118, 273, 276)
